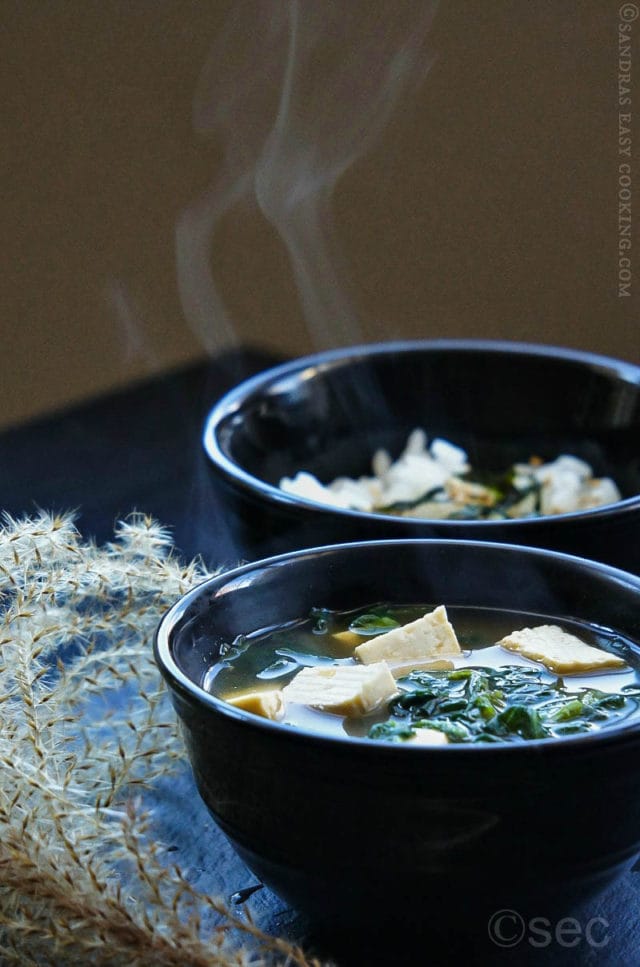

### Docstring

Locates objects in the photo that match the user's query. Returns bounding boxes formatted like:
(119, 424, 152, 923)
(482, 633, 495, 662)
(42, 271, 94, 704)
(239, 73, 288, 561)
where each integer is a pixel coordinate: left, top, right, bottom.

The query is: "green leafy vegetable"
(348, 611, 401, 636)
(368, 665, 640, 745)
(377, 466, 545, 521)
(379, 487, 446, 514)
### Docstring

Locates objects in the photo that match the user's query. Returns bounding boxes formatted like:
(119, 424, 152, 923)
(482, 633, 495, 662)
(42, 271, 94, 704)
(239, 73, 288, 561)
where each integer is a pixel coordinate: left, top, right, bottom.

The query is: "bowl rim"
(154, 537, 640, 756)
(202, 339, 640, 528)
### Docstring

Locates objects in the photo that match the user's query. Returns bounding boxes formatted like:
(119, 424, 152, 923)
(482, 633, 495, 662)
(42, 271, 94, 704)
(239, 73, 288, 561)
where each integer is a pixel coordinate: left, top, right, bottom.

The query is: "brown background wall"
(2, 0, 638, 429)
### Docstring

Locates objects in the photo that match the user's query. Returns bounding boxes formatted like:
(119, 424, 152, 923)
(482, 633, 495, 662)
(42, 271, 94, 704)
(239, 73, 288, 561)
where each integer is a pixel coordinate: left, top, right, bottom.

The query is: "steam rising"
(106, 278, 158, 368)
(177, 0, 437, 351)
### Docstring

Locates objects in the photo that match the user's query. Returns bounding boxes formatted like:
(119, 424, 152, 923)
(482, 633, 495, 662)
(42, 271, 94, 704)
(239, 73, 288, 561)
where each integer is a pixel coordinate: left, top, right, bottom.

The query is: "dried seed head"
(0, 512, 324, 966)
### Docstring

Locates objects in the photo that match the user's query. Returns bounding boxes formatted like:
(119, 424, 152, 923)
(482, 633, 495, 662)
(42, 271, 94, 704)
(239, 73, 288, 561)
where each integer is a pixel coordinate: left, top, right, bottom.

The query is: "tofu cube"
(224, 688, 285, 720)
(355, 605, 461, 665)
(282, 662, 397, 715)
(407, 728, 449, 746)
(331, 630, 363, 649)
(498, 624, 627, 675)
(388, 658, 455, 678)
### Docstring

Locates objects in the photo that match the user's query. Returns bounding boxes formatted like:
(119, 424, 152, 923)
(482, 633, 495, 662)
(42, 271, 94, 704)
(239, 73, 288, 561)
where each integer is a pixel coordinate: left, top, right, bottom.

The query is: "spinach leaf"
(379, 487, 446, 514)
(368, 664, 639, 746)
(348, 612, 401, 636)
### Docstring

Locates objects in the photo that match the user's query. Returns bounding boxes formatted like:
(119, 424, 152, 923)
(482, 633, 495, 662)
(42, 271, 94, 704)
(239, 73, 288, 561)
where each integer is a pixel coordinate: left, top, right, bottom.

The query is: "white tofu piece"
(282, 662, 397, 715)
(327, 477, 376, 512)
(407, 728, 449, 746)
(445, 477, 497, 507)
(373, 432, 469, 509)
(380, 454, 450, 505)
(532, 456, 593, 516)
(355, 605, 461, 664)
(576, 477, 621, 509)
(532, 453, 593, 483)
(404, 428, 429, 455)
(540, 475, 583, 516)
(388, 658, 455, 678)
(224, 688, 286, 720)
(331, 629, 363, 649)
(401, 500, 458, 520)
(372, 447, 392, 477)
(429, 438, 469, 475)
(498, 624, 627, 675)
(279, 472, 357, 509)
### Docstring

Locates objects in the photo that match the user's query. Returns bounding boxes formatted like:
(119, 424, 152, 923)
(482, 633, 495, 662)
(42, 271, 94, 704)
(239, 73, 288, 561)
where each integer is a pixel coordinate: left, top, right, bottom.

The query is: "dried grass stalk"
(0, 511, 327, 966)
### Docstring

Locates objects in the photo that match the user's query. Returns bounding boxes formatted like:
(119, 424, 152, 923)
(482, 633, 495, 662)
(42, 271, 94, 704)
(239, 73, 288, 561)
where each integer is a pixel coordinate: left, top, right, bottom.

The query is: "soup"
(279, 430, 622, 520)
(206, 604, 640, 745)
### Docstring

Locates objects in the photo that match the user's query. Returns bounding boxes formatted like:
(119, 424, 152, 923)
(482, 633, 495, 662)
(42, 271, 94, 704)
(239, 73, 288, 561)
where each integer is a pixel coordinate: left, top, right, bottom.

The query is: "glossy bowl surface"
(155, 539, 640, 957)
(203, 340, 640, 570)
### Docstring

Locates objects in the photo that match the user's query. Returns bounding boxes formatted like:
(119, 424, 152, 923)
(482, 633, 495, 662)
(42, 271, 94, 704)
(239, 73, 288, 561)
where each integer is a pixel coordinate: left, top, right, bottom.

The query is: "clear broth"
(205, 605, 640, 744)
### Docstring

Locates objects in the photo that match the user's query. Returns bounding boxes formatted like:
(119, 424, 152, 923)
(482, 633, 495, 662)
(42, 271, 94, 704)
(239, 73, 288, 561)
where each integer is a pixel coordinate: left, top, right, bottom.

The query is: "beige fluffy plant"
(0, 511, 325, 966)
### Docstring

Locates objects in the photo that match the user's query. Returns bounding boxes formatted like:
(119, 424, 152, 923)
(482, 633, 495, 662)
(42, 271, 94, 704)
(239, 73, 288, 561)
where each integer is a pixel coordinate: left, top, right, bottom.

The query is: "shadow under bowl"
(203, 340, 640, 572)
(154, 539, 640, 958)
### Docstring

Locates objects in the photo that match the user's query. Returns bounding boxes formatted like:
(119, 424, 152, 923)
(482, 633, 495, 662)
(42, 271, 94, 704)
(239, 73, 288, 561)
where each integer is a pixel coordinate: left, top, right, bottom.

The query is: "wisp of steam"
(176, 0, 437, 353)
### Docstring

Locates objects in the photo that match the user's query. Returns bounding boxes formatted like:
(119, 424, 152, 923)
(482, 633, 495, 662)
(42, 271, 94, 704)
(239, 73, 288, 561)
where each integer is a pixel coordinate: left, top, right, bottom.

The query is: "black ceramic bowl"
(203, 340, 640, 571)
(155, 539, 640, 961)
